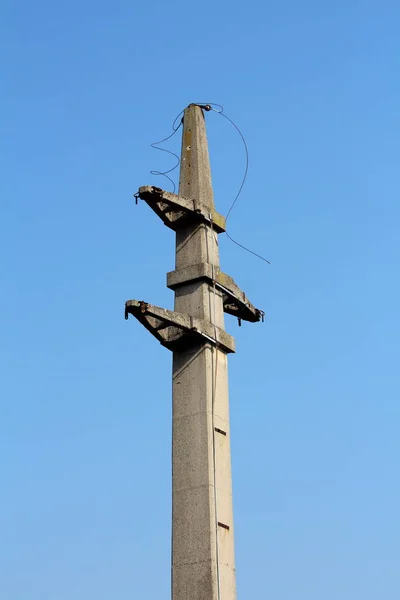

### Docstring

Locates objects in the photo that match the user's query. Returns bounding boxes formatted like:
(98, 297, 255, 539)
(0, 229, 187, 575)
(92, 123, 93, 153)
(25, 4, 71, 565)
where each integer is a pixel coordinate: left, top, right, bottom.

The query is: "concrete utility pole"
(126, 104, 263, 600)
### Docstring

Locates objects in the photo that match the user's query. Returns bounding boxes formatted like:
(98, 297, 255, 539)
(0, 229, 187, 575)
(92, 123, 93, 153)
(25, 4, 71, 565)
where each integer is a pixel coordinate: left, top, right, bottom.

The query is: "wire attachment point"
(196, 104, 212, 112)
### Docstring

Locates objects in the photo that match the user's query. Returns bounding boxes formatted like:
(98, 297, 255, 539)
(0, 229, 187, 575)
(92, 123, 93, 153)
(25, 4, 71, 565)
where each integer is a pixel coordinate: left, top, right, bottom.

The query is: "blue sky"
(1, 0, 399, 598)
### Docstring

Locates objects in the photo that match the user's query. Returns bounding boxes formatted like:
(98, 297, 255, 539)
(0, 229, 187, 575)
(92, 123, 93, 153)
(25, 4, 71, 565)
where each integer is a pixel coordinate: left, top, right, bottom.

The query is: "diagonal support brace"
(125, 300, 236, 353)
(136, 186, 226, 233)
(167, 263, 264, 323)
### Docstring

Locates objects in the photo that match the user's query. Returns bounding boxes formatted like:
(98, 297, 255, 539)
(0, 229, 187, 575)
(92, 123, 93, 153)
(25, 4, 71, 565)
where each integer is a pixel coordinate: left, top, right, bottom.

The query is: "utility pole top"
(126, 103, 263, 600)
(179, 104, 214, 207)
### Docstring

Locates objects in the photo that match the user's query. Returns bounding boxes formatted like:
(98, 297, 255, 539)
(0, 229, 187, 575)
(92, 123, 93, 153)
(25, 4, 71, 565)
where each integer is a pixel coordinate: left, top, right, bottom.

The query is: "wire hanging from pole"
(206, 105, 271, 265)
(148, 102, 271, 264)
(149, 109, 184, 193)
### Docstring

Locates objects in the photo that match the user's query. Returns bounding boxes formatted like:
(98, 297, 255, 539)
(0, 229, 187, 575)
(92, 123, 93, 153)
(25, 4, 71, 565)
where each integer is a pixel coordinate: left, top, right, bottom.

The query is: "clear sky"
(1, 1, 399, 598)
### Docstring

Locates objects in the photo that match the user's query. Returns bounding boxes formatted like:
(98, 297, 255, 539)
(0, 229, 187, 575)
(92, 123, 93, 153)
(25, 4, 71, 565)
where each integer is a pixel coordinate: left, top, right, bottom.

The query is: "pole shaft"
(171, 105, 236, 600)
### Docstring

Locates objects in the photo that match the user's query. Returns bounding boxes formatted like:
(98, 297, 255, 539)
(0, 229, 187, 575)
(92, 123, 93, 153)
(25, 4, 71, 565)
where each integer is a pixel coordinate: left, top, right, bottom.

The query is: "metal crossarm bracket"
(136, 186, 226, 233)
(125, 300, 236, 353)
(167, 263, 264, 323)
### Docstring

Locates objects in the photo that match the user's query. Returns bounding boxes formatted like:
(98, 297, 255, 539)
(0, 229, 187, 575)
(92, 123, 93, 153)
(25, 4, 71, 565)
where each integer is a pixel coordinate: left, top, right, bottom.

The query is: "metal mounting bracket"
(136, 186, 226, 233)
(125, 300, 236, 354)
(167, 263, 264, 323)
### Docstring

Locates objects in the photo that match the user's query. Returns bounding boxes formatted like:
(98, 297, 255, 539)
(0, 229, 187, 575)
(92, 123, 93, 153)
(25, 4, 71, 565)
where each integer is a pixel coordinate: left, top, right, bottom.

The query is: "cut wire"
(208, 105, 271, 265)
(225, 231, 271, 264)
(211, 109, 249, 223)
(149, 102, 271, 265)
(149, 109, 184, 193)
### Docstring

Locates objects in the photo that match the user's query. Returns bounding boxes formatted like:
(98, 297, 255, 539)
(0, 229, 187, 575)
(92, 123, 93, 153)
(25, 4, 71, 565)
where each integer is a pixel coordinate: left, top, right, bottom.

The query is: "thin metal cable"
(149, 102, 271, 264)
(149, 109, 184, 192)
(208, 106, 271, 265)
(225, 232, 271, 264)
(210, 215, 222, 600)
(212, 110, 249, 224)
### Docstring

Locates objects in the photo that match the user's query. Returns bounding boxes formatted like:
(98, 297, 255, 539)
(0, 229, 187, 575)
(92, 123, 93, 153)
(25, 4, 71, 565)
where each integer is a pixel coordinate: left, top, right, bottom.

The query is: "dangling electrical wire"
(206, 105, 271, 265)
(149, 109, 184, 193)
(149, 102, 271, 265)
(194, 104, 248, 223)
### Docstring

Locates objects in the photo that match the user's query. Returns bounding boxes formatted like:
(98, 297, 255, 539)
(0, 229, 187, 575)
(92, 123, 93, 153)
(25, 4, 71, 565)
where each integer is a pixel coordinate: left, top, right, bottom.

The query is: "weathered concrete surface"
(172, 105, 236, 600)
(137, 186, 226, 233)
(167, 263, 263, 323)
(124, 299, 235, 353)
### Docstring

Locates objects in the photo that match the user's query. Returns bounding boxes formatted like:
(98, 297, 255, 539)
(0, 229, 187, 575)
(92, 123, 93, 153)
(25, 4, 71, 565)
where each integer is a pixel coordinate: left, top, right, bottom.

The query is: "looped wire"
(149, 102, 271, 265)
(149, 110, 184, 193)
